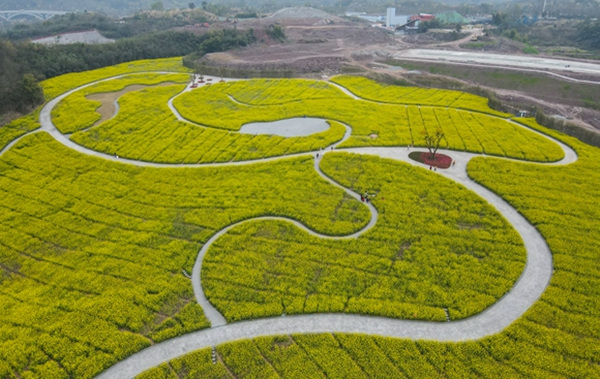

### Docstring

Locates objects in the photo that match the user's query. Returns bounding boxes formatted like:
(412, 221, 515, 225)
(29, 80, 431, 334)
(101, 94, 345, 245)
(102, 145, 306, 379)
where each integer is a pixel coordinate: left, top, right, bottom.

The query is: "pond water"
(239, 117, 330, 137)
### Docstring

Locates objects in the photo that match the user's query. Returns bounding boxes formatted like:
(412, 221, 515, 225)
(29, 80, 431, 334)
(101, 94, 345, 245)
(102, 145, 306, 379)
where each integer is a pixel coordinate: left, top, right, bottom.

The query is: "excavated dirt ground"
(202, 21, 392, 74)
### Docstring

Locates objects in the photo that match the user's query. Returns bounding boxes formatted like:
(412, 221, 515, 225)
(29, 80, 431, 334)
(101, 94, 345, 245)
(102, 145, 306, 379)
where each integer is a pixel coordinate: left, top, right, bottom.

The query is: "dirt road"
(394, 49, 600, 78)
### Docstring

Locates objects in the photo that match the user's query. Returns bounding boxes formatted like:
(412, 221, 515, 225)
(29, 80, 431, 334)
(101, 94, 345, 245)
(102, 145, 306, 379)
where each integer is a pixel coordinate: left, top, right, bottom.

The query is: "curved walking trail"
(0, 74, 577, 378)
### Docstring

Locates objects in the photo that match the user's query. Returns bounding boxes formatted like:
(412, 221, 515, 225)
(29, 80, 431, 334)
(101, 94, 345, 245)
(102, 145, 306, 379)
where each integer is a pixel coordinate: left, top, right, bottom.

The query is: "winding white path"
(0, 74, 577, 379)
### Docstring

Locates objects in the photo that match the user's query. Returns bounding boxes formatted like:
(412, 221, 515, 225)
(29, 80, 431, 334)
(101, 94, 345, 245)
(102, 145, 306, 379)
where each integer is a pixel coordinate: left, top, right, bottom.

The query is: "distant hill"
(1, 0, 199, 15)
(4, 0, 598, 19)
(0, 0, 336, 15)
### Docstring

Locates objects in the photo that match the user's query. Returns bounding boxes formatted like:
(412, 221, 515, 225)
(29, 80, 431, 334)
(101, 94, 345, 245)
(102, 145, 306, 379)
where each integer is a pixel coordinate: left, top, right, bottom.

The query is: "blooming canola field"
(0, 57, 598, 378)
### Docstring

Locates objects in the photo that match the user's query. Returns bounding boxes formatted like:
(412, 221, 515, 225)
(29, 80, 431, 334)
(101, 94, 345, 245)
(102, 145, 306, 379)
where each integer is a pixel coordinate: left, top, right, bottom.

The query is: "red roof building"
(410, 13, 435, 22)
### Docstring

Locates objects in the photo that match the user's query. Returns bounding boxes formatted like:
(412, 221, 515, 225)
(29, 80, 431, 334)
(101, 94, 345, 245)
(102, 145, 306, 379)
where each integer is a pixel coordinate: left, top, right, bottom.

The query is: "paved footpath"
(0, 74, 577, 379)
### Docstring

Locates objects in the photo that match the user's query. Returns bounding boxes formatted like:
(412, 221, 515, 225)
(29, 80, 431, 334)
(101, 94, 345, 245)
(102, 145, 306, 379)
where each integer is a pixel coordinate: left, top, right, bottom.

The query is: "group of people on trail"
(316, 146, 335, 159)
(361, 192, 373, 203)
(429, 160, 456, 171)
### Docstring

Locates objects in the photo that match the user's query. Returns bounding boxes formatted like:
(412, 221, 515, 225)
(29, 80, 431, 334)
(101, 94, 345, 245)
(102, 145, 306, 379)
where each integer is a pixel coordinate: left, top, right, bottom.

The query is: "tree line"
(0, 40, 44, 114)
(576, 19, 600, 49)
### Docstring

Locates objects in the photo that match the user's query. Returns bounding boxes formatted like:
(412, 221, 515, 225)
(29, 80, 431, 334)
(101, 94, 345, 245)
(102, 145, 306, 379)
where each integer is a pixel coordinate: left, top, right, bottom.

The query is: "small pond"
(239, 117, 329, 137)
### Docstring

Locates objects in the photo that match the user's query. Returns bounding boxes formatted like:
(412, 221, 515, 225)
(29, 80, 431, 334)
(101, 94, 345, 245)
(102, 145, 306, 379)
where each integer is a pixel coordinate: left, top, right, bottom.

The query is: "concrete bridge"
(0, 10, 67, 22)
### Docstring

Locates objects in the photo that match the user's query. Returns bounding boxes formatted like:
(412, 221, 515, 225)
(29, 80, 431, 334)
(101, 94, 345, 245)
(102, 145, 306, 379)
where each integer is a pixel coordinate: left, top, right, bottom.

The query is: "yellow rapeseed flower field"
(1, 59, 598, 378)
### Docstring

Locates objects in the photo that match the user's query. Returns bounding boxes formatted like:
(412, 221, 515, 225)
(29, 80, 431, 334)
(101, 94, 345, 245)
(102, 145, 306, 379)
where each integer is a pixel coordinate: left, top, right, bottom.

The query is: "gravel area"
(31, 29, 114, 45)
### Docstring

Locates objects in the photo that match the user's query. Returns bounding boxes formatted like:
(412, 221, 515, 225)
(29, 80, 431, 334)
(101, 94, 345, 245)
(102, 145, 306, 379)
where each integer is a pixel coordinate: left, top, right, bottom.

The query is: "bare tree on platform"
(422, 128, 446, 160)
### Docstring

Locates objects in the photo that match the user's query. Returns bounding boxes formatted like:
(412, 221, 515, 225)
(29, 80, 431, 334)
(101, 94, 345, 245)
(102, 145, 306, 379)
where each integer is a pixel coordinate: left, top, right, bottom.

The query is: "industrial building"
(385, 8, 409, 27)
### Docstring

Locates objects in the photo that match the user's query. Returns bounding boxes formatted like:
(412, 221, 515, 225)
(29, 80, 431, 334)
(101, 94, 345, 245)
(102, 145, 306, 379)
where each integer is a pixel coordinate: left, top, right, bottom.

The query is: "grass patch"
(522, 44, 540, 54)
(461, 41, 499, 50)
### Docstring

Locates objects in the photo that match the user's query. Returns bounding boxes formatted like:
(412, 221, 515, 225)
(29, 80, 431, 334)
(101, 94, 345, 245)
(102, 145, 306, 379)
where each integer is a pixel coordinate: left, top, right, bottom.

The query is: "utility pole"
(542, 0, 547, 16)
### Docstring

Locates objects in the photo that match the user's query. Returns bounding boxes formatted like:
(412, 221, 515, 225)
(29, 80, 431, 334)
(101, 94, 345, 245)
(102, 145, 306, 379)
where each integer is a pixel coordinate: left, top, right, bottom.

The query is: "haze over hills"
(2, 0, 599, 18)
(0, 0, 191, 14)
(0, 0, 554, 13)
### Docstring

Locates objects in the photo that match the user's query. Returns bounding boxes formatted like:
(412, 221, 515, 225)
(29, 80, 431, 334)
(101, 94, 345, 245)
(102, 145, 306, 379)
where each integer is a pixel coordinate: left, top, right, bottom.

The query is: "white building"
(386, 8, 409, 27)
(346, 12, 385, 23)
